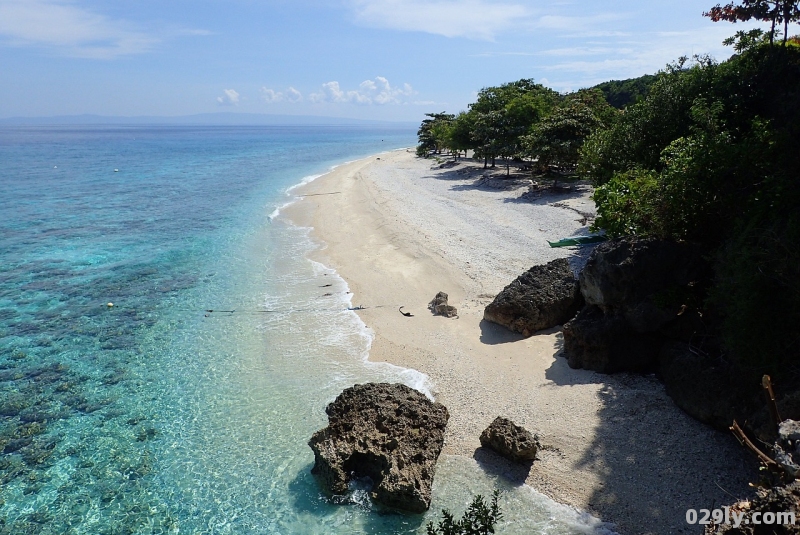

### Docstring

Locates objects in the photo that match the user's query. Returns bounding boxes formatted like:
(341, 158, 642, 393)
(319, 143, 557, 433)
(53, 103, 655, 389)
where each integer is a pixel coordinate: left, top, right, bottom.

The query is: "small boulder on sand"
(479, 417, 540, 463)
(429, 291, 458, 318)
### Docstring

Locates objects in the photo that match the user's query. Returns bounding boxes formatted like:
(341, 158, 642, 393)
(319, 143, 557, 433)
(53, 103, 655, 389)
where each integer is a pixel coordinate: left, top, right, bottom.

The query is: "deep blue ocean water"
(0, 125, 612, 534)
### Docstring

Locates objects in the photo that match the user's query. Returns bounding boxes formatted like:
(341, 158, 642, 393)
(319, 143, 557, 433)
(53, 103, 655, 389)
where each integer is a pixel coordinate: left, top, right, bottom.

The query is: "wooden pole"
(763, 374, 782, 431)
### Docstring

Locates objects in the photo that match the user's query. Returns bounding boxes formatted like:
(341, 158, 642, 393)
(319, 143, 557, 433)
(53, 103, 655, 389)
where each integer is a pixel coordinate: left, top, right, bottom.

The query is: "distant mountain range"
(0, 113, 417, 127)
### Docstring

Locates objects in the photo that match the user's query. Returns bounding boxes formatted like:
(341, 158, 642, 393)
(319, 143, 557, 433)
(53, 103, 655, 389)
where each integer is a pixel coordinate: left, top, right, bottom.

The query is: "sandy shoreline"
(283, 149, 757, 534)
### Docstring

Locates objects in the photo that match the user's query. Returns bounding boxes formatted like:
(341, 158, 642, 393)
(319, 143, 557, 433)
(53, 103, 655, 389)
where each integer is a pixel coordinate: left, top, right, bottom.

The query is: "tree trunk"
(483, 155, 488, 169)
(784, 16, 789, 45)
(506, 158, 510, 176)
(771, 15, 776, 45)
(491, 155, 495, 168)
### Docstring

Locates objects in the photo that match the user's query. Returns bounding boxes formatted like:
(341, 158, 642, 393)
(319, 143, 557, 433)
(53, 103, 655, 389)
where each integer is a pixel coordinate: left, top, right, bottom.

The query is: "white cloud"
(217, 89, 240, 106)
(536, 25, 754, 90)
(310, 77, 415, 105)
(348, 0, 531, 40)
(260, 88, 284, 103)
(0, 0, 159, 59)
(286, 87, 303, 103)
(260, 86, 303, 103)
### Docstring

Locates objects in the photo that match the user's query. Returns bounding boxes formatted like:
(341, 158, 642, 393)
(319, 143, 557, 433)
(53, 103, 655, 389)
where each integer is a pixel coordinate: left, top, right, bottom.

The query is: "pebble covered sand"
(285, 149, 758, 535)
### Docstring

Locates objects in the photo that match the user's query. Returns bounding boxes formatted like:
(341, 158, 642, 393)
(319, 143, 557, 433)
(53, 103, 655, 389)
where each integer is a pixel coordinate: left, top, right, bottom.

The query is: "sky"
(0, 0, 790, 122)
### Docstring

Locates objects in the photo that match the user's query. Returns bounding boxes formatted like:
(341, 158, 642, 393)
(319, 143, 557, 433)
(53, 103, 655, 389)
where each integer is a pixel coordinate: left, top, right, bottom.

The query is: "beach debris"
(484, 258, 582, 337)
(428, 292, 457, 318)
(479, 417, 540, 464)
(320, 284, 333, 287)
(398, 306, 413, 317)
(308, 383, 449, 513)
(707, 390, 800, 534)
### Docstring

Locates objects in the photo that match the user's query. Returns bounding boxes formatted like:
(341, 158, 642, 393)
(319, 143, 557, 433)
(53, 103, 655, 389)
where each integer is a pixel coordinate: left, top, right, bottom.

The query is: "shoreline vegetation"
(287, 22, 800, 531)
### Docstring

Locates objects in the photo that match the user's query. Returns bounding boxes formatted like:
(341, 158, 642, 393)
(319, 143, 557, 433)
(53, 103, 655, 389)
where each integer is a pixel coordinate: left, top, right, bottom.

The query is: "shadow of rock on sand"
(473, 446, 533, 485)
(478, 319, 526, 345)
(543, 351, 759, 534)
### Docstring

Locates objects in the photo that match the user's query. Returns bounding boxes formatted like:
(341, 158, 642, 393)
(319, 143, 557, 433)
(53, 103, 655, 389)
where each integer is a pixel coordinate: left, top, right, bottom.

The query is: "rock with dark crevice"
(308, 383, 449, 513)
(484, 258, 582, 337)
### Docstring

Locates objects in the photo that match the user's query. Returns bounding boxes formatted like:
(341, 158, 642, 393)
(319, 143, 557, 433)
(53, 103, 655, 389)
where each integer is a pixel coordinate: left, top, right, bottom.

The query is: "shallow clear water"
(0, 125, 614, 534)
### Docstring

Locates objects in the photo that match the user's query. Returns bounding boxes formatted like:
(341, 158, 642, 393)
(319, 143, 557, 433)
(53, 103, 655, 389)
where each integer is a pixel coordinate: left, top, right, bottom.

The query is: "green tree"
(426, 491, 502, 535)
(468, 79, 558, 169)
(523, 89, 617, 179)
(417, 112, 454, 156)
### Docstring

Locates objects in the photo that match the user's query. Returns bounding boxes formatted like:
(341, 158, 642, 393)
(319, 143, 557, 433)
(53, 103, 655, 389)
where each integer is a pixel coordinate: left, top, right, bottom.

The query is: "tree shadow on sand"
(543, 346, 759, 533)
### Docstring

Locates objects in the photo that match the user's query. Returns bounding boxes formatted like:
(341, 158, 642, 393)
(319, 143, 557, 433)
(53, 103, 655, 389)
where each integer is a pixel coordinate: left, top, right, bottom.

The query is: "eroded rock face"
(429, 291, 458, 318)
(579, 237, 707, 332)
(479, 417, 539, 463)
(308, 383, 449, 513)
(564, 237, 709, 373)
(484, 258, 582, 337)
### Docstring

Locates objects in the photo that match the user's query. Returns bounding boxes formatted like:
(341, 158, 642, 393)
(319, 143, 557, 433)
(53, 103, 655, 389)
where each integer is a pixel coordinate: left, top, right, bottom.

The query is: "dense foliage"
(583, 44, 800, 373)
(591, 74, 658, 109)
(426, 491, 502, 535)
(416, 81, 614, 174)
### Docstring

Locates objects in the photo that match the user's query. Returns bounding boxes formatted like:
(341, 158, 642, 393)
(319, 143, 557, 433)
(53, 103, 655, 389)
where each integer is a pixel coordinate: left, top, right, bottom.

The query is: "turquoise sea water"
(0, 125, 613, 534)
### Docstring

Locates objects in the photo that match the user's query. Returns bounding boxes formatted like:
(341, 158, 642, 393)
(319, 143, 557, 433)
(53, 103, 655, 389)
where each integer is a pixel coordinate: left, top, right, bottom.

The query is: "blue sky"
(0, 0, 786, 122)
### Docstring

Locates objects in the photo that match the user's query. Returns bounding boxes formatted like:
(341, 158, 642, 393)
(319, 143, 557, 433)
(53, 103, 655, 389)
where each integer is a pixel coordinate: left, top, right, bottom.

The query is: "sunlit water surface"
(0, 125, 614, 534)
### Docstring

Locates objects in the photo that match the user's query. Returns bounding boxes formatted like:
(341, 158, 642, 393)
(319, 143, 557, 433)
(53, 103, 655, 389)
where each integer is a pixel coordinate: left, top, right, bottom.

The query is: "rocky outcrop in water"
(429, 291, 458, 318)
(308, 383, 449, 513)
(479, 417, 539, 463)
(484, 258, 582, 337)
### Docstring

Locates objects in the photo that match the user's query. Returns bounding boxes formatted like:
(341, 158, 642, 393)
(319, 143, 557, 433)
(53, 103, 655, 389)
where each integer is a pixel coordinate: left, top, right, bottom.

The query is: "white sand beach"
(284, 149, 757, 534)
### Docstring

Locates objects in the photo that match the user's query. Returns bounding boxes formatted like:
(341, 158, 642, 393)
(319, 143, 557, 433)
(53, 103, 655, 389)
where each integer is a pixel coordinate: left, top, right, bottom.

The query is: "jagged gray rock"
(479, 417, 539, 463)
(308, 383, 449, 513)
(483, 258, 582, 337)
(429, 291, 458, 318)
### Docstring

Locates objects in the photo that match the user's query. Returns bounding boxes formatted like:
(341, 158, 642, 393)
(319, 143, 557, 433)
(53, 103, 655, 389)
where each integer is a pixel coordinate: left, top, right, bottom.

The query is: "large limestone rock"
(578, 237, 707, 332)
(564, 237, 708, 373)
(479, 417, 539, 463)
(308, 383, 449, 513)
(484, 258, 582, 337)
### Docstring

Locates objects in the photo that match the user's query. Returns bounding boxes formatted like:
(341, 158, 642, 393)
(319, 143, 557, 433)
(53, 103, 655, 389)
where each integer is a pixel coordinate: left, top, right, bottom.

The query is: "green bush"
(426, 491, 502, 535)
